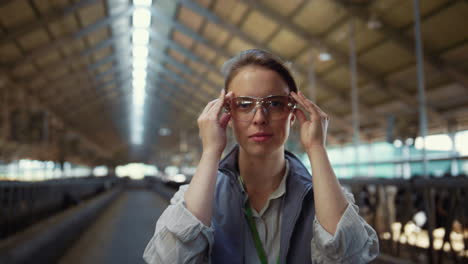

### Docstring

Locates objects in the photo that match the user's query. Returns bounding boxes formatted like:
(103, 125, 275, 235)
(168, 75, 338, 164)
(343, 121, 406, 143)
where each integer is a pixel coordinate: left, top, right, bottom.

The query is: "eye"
(236, 100, 253, 109)
(268, 100, 285, 108)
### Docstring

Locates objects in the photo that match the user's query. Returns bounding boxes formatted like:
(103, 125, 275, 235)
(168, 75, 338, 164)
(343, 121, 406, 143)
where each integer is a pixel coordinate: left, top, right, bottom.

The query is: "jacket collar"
(219, 145, 313, 189)
(218, 145, 240, 176)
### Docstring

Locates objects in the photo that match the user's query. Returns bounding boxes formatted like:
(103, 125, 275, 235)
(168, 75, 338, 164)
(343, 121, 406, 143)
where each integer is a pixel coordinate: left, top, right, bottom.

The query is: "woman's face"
(227, 66, 294, 157)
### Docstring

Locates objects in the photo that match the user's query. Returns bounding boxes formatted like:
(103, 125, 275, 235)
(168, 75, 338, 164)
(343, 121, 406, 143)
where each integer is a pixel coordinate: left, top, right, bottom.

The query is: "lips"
(249, 132, 273, 142)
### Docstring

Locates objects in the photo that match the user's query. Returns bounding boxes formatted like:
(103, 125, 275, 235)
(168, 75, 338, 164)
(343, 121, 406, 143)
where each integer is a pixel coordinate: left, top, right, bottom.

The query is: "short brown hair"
(222, 49, 298, 93)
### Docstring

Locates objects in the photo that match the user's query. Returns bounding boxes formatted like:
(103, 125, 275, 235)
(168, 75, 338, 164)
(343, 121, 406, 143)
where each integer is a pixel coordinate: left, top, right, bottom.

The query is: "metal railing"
(340, 176, 468, 264)
(0, 176, 122, 240)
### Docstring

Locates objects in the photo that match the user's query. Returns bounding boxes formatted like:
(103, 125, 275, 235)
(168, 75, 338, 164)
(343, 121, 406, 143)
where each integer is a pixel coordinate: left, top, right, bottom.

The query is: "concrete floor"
(60, 190, 168, 264)
(57, 186, 413, 264)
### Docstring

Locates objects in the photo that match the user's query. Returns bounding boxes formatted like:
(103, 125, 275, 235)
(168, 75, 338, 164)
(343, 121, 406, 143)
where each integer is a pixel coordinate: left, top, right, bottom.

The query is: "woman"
(143, 49, 379, 263)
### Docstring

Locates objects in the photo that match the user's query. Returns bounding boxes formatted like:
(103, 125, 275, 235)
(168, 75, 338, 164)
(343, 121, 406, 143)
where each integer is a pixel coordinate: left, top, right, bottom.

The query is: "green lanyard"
(244, 202, 281, 264)
(240, 176, 281, 264)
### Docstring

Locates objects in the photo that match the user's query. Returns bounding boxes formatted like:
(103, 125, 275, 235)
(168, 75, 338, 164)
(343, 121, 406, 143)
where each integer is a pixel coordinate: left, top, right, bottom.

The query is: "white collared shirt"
(237, 160, 289, 264)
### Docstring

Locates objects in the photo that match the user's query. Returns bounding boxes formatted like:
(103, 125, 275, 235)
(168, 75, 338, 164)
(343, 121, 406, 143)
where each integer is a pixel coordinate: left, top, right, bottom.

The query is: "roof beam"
(73, 73, 202, 114)
(227, 0, 446, 123)
(20, 45, 224, 112)
(0, 0, 99, 46)
(7, 6, 134, 70)
(5, 33, 126, 98)
(63, 65, 204, 117)
(42, 71, 97, 100)
(29, 70, 101, 106)
(330, 0, 468, 92)
(67, 69, 132, 107)
(65, 77, 131, 117)
(49, 56, 206, 112)
(93, 45, 220, 98)
(65, 84, 198, 135)
(0, 0, 18, 8)
(29, 25, 218, 87)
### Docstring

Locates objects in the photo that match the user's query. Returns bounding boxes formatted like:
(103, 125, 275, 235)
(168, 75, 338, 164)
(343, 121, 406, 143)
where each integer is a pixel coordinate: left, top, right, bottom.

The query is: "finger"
(291, 91, 312, 112)
(224, 91, 234, 107)
(292, 91, 319, 120)
(290, 92, 308, 111)
(208, 90, 229, 116)
(291, 92, 304, 107)
(201, 99, 218, 115)
(225, 91, 234, 98)
(290, 92, 312, 120)
(219, 112, 231, 129)
(222, 91, 234, 107)
(294, 108, 307, 125)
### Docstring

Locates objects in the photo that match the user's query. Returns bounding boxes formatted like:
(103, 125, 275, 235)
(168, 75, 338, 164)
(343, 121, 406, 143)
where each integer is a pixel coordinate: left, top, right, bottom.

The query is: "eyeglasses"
(224, 95, 296, 122)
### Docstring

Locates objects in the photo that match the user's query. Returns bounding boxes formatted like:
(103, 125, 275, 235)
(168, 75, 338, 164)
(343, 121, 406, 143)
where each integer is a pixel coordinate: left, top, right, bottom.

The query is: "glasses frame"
(224, 95, 297, 122)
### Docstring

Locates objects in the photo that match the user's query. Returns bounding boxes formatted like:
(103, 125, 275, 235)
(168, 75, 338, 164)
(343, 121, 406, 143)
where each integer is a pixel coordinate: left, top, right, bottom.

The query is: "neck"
(238, 147, 286, 195)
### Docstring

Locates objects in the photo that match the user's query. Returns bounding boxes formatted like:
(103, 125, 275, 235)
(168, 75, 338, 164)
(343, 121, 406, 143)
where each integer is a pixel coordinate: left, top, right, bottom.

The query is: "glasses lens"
(265, 96, 294, 120)
(231, 98, 255, 121)
(230, 96, 295, 122)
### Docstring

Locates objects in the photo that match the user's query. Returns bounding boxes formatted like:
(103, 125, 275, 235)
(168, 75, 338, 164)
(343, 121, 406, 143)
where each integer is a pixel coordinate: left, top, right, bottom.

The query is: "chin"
(240, 140, 283, 157)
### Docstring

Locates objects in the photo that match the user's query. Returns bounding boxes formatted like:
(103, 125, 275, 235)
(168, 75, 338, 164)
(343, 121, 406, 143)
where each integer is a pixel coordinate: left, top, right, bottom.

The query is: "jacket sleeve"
(310, 187, 379, 263)
(143, 184, 215, 264)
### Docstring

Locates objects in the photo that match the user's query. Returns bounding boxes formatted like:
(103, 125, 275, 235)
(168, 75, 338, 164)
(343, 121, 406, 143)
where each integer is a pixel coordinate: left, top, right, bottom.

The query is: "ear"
(290, 113, 295, 126)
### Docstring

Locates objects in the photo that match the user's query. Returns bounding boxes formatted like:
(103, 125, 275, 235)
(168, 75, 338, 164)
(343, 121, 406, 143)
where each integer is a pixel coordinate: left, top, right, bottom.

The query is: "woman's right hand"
(197, 90, 233, 156)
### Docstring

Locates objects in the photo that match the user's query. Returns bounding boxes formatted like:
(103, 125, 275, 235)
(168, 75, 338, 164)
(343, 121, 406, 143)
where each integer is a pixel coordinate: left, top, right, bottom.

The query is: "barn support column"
(349, 19, 360, 177)
(413, 0, 429, 177)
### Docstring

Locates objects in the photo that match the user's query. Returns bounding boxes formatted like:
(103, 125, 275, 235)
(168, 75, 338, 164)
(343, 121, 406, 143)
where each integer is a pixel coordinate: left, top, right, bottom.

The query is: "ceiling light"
(133, 59, 148, 69)
(132, 113, 144, 124)
(134, 0, 152, 7)
(130, 0, 152, 146)
(131, 134, 143, 145)
(132, 79, 146, 88)
(132, 28, 150, 45)
(133, 95, 145, 106)
(131, 113, 143, 124)
(133, 86, 146, 99)
(133, 8, 151, 28)
(132, 69, 147, 79)
(318, 52, 332, 61)
(133, 46, 149, 57)
(131, 116, 144, 128)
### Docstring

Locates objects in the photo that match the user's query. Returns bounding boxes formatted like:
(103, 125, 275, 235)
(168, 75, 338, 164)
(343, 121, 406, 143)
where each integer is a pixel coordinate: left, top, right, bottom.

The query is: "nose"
(251, 105, 268, 125)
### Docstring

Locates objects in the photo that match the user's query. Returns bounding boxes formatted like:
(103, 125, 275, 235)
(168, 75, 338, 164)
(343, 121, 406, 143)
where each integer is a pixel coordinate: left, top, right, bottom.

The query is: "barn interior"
(1, 0, 468, 263)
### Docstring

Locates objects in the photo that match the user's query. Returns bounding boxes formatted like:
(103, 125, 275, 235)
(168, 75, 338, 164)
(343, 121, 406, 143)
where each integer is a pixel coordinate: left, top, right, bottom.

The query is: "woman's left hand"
(290, 91, 330, 152)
